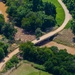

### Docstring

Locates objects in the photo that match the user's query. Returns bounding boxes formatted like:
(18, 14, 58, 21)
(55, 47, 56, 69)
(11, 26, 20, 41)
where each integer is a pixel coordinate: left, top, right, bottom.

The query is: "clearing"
(53, 29, 75, 47)
(14, 27, 36, 42)
(9, 63, 51, 75)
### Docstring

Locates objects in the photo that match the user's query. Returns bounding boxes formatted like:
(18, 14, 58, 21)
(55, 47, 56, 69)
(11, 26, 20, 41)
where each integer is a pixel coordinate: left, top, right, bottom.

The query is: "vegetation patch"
(63, 0, 75, 35)
(0, 42, 8, 61)
(43, 0, 65, 26)
(65, 20, 72, 29)
(9, 63, 51, 75)
(53, 29, 75, 47)
(0, 14, 16, 39)
(63, 0, 75, 19)
(3, 55, 20, 72)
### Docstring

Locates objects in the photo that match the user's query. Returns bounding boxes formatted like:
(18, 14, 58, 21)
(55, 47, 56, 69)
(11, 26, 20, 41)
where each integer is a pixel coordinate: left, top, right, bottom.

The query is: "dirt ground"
(53, 29, 75, 47)
(14, 26, 36, 42)
(42, 41, 75, 55)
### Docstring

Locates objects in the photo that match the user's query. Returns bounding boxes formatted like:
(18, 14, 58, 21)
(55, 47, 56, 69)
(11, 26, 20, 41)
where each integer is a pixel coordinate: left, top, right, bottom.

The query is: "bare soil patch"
(42, 41, 75, 55)
(14, 26, 36, 42)
(0, 2, 8, 22)
(53, 29, 75, 47)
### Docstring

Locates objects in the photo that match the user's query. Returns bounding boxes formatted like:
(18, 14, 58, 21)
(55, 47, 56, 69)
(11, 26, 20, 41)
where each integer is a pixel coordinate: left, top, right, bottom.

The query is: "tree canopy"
(0, 14, 5, 33)
(0, 14, 16, 39)
(0, 42, 8, 61)
(19, 41, 75, 75)
(63, 0, 75, 19)
(6, 0, 56, 33)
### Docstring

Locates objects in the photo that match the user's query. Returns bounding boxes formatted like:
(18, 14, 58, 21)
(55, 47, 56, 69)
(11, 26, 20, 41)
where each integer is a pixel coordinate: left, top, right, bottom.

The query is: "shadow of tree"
(35, 33, 58, 46)
(73, 37, 75, 43)
(22, 30, 35, 35)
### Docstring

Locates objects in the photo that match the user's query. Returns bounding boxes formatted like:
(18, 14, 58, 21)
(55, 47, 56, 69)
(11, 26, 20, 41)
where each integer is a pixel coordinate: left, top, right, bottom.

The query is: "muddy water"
(0, 2, 8, 22)
(42, 41, 75, 55)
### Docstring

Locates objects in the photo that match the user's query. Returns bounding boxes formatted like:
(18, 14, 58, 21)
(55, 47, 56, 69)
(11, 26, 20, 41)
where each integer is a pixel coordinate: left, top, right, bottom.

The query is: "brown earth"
(0, 2, 8, 22)
(53, 29, 75, 47)
(14, 26, 36, 42)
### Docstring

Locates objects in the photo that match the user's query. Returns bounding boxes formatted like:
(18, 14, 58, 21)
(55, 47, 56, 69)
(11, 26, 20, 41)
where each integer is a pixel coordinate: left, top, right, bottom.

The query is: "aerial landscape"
(0, 0, 75, 75)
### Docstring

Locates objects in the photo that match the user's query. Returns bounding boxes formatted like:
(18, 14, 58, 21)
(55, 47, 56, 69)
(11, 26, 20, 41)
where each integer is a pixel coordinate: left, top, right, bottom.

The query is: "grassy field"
(43, 0, 65, 26)
(65, 20, 72, 29)
(9, 63, 52, 75)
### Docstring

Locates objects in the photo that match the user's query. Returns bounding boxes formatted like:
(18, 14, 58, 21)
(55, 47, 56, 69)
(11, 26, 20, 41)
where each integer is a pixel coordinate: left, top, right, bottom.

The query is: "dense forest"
(3, 0, 56, 35)
(19, 41, 75, 75)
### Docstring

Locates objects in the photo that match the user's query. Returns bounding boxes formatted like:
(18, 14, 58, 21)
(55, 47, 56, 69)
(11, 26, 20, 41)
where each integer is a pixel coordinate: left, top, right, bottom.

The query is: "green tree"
(32, 0, 43, 11)
(50, 46, 59, 53)
(0, 42, 8, 56)
(44, 60, 53, 73)
(6, 61, 14, 70)
(6, 0, 56, 33)
(42, 16, 56, 30)
(0, 14, 5, 33)
(10, 55, 19, 64)
(62, 0, 75, 19)
(44, 2, 56, 18)
(15, 5, 30, 26)
(2, 23, 16, 39)
(22, 12, 43, 32)
(3, 44, 8, 56)
(37, 47, 53, 64)
(21, 18, 31, 31)
(35, 28, 42, 38)
(0, 48, 5, 61)
(5, 55, 19, 70)
(6, 5, 17, 17)
(71, 20, 75, 35)
(19, 41, 37, 61)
